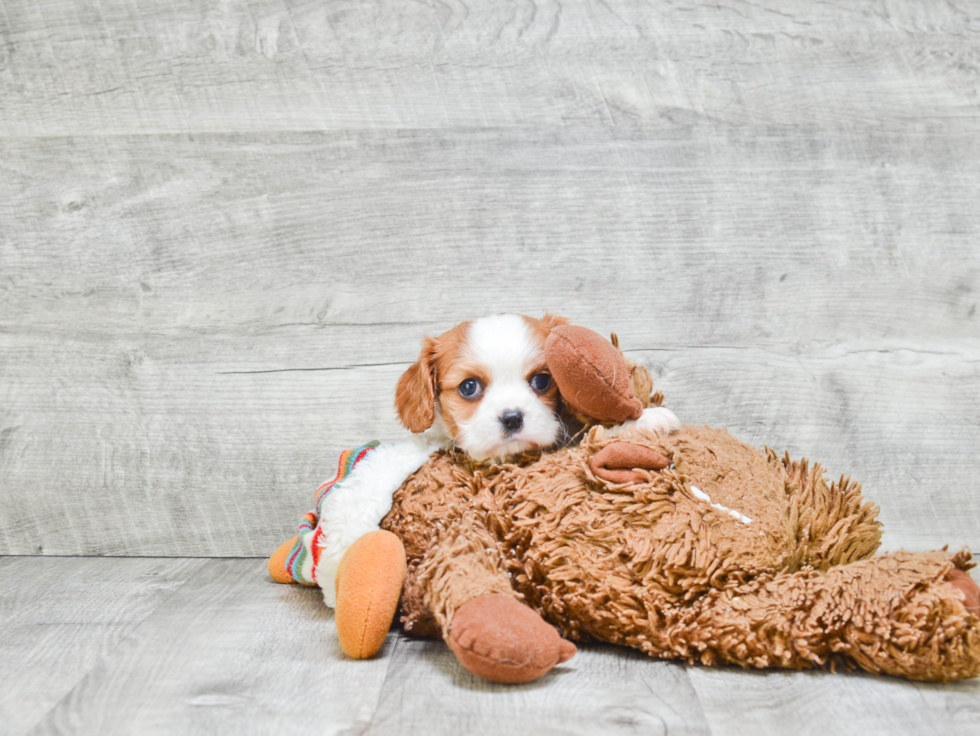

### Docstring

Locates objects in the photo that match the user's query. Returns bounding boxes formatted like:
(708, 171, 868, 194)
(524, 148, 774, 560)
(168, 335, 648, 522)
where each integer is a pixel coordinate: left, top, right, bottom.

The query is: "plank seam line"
(344, 628, 402, 736)
(217, 362, 407, 375)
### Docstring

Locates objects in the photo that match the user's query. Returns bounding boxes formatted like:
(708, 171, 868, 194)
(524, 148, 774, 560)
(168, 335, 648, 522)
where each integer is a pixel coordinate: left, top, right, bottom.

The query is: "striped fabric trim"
(283, 441, 381, 585)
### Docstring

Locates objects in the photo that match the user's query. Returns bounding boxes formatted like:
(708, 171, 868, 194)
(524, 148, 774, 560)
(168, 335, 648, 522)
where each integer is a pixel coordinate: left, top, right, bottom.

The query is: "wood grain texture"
(911, 678, 980, 735)
(25, 559, 399, 736)
(2, 127, 978, 555)
(5, 558, 976, 736)
(1, 0, 978, 134)
(687, 666, 980, 736)
(0, 557, 205, 736)
(363, 638, 711, 735)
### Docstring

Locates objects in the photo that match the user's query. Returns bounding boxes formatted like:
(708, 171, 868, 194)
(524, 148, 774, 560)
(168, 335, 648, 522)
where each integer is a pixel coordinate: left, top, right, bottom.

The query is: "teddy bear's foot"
(839, 560, 980, 681)
(948, 568, 980, 615)
(448, 594, 576, 684)
(334, 530, 407, 659)
(687, 551, 980, 681)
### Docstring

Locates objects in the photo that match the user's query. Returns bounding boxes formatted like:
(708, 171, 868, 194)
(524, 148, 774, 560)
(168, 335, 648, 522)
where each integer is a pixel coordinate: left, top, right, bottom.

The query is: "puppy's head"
(395, 313, 570, 461)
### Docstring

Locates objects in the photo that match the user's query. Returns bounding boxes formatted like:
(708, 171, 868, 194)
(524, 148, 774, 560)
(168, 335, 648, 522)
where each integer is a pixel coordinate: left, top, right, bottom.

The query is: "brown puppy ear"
(395, 336, 438, 433)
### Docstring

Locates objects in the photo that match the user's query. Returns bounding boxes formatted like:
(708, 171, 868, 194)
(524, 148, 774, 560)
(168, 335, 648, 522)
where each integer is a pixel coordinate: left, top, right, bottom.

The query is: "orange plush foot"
(268, 535, 300, 584)
(335, 530, 408, 659)
(448, 594, 577, 684)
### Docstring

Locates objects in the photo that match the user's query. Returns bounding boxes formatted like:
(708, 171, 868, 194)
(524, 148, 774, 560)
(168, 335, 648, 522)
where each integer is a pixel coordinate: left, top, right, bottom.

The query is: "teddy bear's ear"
(395, 336, 438, 433)
(545, 325, 644, 423)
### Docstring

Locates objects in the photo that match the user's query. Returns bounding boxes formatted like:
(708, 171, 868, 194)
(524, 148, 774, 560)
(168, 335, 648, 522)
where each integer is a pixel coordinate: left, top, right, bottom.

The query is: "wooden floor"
(3, 0, 980, 732)
(2, 556, 977, 736)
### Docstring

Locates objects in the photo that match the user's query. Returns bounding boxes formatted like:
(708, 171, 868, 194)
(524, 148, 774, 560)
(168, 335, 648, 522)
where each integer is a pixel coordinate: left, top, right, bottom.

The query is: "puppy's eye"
(458, 378, 484, 400)
(529, 373, 551, 393)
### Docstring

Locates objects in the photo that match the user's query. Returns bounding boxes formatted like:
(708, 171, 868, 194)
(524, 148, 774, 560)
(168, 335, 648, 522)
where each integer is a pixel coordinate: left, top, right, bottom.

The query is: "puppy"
(394, 312, 568, 461)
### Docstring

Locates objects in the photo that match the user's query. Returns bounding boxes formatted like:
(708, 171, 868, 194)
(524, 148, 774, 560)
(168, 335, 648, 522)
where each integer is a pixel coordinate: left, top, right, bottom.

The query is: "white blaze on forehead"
(464, 314, 542, 380)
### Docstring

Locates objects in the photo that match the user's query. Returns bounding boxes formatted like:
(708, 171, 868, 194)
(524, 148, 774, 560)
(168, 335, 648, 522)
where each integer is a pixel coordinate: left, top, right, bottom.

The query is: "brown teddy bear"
(271, 325, 980, 684)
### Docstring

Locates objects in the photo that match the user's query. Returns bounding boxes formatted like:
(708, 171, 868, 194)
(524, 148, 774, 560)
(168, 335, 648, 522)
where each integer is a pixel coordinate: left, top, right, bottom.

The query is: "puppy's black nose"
(500, 410, 524, 432)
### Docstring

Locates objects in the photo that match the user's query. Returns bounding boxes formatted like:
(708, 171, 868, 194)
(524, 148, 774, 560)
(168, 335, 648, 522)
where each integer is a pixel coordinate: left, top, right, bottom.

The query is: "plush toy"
(270, 326, 980, 683)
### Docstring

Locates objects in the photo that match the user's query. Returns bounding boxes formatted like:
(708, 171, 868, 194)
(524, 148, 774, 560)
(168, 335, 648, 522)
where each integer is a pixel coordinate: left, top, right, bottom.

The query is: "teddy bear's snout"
(590, 442, 670, 485)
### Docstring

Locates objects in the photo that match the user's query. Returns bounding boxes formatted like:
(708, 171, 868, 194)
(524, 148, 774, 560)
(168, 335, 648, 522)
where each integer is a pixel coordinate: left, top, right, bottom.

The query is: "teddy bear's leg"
(949, 568, 980, 613)
(334, 530, 407, 659)
(685, 550, 980, 681)
(769, 450, 882, 569)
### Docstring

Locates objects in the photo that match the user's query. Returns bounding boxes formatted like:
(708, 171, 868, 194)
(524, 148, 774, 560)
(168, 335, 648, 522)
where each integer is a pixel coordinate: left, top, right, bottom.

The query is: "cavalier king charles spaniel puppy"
(394, 313, 570, 461)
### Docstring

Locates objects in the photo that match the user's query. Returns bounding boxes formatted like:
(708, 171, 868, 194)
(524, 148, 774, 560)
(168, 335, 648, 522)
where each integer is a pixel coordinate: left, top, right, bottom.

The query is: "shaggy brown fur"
(382, 425, 980, 681)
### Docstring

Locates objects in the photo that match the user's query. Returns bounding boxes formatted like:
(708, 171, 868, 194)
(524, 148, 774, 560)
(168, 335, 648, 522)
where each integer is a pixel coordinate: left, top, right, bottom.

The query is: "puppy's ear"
(540, 312, 571, 332)
(395, 336, 438, 433)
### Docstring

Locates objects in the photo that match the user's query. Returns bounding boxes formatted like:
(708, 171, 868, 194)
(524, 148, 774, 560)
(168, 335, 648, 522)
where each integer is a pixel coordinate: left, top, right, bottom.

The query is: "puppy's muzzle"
(500, 410, 524, 433)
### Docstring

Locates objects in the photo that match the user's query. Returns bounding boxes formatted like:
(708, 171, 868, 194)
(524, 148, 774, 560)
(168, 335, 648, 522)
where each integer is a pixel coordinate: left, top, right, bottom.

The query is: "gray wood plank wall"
(1, 0, 979, 558)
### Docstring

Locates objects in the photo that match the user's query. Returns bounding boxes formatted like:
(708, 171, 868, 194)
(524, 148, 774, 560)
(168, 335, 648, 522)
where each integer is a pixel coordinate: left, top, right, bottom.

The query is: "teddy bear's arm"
(414, 509, 576, 683)
(415, 509, 516, 629)
(544, 324, 682, 443)
(682, 550, 980, 681)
